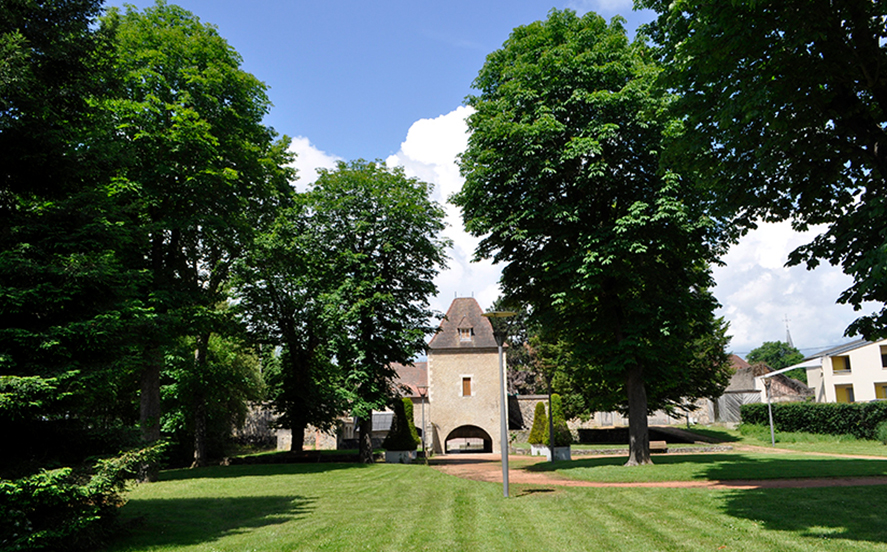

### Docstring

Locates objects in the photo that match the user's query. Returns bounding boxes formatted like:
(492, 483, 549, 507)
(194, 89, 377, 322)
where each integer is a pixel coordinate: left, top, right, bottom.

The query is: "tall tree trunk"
(289, 412, 306, 452)
(358, 416, 374, 463)
(624, 362, 652, 466)
(139, 342, 163, 481)
(191, 333, 211, 468)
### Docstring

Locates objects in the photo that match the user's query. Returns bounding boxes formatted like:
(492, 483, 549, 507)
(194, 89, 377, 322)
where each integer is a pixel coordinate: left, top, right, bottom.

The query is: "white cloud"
(386, 106, 503, 318)
(567, 0, 634, 16)
(288, 136, 342, 191)
(712, 221, 868, 357)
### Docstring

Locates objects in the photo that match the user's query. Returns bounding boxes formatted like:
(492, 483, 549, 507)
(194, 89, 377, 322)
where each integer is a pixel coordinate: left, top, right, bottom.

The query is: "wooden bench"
(650, 440, 668, 453)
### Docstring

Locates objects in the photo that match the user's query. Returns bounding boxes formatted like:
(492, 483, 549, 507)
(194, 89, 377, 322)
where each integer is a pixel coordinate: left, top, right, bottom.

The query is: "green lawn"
(107, 458, 887, 552)
(538, 452, 887, 483)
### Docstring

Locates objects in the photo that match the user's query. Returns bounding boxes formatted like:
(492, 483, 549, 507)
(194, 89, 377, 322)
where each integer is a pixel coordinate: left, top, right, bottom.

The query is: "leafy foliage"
(309, 160, 449, 462)
(747, 341, 806, 383)
(741, 401, 887, 440)
(640, 0, 887, 340)
(0, 444, 163, 552)
(103, 0, 294, 450)
(454, 9, 731, 465)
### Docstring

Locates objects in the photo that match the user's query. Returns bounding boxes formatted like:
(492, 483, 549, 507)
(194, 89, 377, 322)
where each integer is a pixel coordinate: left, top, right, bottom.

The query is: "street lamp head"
(416, 385, 428, 398)
(482, 311, 517, 347)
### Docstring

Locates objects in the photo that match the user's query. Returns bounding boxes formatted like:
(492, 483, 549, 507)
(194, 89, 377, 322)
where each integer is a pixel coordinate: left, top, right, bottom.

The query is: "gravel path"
(429, 451, 887, 490)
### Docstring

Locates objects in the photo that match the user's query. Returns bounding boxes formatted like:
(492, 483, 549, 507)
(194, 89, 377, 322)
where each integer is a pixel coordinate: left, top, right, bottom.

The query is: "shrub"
(528, 402, 547, 445)
(877, 421, 887, 445)
(0, 444, 163, 552)
(382, 398, 421, 451)
(543, 394, 572, 447)
(740, 401, 887, 440)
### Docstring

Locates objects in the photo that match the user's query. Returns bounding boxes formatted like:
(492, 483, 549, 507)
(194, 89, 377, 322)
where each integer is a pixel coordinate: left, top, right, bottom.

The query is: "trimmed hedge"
(741, 401, 887, 440)
(528, 402, 547, 445)
(543, 394, 572, 447)
(382, 398, 421, 451)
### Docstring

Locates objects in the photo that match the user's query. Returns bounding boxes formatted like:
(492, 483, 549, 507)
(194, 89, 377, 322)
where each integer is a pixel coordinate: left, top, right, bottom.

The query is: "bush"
(528, 402, 547, 445)
(0, 444, 163, 552)
(877, 421, 887, 445)
(382, 398, 420, 451)
(543, 394, 572, 447)
(740, 401, 887, 440)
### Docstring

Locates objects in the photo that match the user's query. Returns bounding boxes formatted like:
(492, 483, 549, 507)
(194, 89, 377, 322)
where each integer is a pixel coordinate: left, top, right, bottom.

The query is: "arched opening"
(444, 425, 493, 453)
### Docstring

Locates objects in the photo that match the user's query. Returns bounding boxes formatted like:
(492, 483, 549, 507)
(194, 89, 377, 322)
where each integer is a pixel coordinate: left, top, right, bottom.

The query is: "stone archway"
(444, 425, 493, 453)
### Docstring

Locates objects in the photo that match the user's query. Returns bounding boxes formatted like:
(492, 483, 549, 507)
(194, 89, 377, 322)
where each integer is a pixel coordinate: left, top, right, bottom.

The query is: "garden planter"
(385, 450, 417, 464)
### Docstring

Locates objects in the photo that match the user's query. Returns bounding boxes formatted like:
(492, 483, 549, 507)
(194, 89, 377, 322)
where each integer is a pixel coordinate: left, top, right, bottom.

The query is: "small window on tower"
(462, 377, 472, 396)
(459, 328, 473, 341)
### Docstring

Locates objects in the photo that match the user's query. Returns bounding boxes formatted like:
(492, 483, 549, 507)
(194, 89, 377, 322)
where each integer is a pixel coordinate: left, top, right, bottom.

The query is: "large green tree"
(311, 161, 449, 463)
(747, 341, 806, 382)
(104, 1, 293, 467)
(639, 0, 887, 340)
(233, 200, 344, 452)
(453, 9, 730, 465)
(0, 0, 145, 471)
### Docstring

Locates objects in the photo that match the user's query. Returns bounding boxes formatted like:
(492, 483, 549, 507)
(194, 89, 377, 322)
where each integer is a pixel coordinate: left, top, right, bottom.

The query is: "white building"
(799, 339, 887, 403)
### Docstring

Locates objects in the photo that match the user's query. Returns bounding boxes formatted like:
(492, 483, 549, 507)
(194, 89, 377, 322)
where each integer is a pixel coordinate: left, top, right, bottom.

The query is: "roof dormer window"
(459, 327, 473, 342)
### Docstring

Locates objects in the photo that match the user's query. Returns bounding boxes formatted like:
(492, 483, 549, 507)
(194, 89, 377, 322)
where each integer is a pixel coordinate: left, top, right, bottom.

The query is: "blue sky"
(107, 0, 873, 357)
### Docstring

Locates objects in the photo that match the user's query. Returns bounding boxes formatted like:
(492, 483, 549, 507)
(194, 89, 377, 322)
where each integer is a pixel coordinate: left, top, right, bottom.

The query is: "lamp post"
(482, 310, 516, 498)
(416, 385, 428, 460)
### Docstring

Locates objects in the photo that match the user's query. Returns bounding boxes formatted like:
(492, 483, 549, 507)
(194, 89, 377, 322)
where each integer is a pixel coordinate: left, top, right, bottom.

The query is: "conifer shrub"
(528, 402, 547, 445)
(877, 421, 887, 445)
(382, 398, 421, 451)
(542, 394, 572, 447)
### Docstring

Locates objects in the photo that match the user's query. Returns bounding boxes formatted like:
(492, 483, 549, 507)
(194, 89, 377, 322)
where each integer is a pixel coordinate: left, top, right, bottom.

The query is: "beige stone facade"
(426, 298, 505, 454)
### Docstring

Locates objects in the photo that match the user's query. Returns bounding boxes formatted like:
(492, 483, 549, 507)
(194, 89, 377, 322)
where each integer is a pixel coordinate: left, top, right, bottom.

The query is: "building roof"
(427, 297, 499, 350)
(803, 339, 872, 361)
(391, 361, 427, 397)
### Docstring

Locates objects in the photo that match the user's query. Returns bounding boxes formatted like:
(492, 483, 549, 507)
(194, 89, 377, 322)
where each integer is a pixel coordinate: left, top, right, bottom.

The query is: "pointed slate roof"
(428, 297, 498, 350)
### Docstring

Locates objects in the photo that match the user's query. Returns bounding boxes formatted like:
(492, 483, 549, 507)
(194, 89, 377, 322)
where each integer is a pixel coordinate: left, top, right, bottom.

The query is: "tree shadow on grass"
(525, 453, 887, 481)
(159, 461, 373, 481)
(720, 486, 887, 544)
(113, 494, 315, 549)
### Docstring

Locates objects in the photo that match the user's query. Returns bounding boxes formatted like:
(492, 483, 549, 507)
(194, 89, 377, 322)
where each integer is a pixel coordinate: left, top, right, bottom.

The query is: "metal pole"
(547, 376, 554, 462)
(417, 385, 428, 461)
(481, 310, 516, 499)
(497, 339, 509, 497)
(765, 378, 775, 447)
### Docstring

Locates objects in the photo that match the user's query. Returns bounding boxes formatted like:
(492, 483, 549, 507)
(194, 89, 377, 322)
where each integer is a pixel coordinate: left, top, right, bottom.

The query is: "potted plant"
(383, 398, 421, 464)
(543, 393, 572, 461)
(528, 401, 548, 456)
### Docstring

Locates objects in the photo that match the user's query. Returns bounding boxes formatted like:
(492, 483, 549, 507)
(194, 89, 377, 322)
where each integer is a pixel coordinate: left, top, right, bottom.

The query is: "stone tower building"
(427, 297, 504, 454)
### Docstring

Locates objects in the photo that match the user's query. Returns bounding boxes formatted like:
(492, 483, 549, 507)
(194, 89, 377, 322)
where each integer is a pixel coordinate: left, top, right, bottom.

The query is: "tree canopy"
(640, 0, 887, 340)
(307, 160, 449, 462)
(747, 341, 806, 382)
(104, 0, 293, 460)
(453, 9, 731, 465)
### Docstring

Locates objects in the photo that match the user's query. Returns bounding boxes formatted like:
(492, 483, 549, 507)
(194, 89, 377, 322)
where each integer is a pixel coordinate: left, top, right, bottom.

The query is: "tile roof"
(391, 361, 427, 397)
(427, 297, 499, 350)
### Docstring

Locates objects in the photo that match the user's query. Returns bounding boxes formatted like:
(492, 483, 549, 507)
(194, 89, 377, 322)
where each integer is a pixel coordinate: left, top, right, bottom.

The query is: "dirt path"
(429, 452, 887, 490)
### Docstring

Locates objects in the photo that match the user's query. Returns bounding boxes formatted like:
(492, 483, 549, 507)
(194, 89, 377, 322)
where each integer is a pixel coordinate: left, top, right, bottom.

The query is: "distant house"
(796, 339, 887, 403)
(711, 355, 812, 423)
